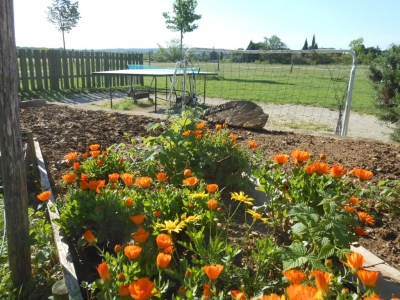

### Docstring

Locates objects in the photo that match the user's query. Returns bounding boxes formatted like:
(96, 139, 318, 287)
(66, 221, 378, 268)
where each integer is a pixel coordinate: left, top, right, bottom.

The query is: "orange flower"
(196, 134, 202, 140)
(119, 284, 130, 297)
(313, 161, 331, 175)
(119, 157, 124, 164)
(331, 164, 346, 178)
(304, 164, 316, 175)
(135, 176, 152, 188)
(351, 168, 374, 180)
(62, 173, 77, 183)
(120, 173, 134, 187)
(192, 130, 202, 136)
(291, 149, 311, 164)
(216, 124, 223, 130)
(82, 229, 97, 246)
(344, 205, 356, 213)
(86, 180, 106, 194)
(156, 253, 172, 269)
(90, 150, 100, 158)
(178, 286, 186, 296)
(182, 176, 199, 187)
(340, 252, 364, 271)
(130, 214, 145, 225)
(349, 196, 360, 204)
(231, 290, 246, 300)
(132, 227, 150, 244)
(286, 284, 319, 300)
(206, 184, 218, 193)
(203, 264, 224, 280)
(319, 153, 327, 160)
(183, 169, 192, 177)
(114, 244, 122, 253)
(357, 211, 375, 225)
(203, 284, 212, 298)
(309, 270, 332, 293)
(357, 269, 379, 288)
(182, 130, 191, 136)
(81, 174, 88, 182)
(73, 162, 80, 171)
(283, 269, 307, 284)
(108, 173, 120, 183)
(118, 273, 125, 281)
(255, 294, 284, 300)
(81, 152, 89, 159)
(156, 234, 173, 250)
(37, 191, 51, 202)
(124, 245, 142, 260)
(197, 122, 205, 129)
(97, 159, 103, 167)
(207, 199, 218, 210)
(231, 134, 238, 143)
(156, 172, 168, 182)
(363, 296, 383, 300)
(89, 144, 100, 151)
(125, 198, 133, 207)
(102, 151, 107, 157)
(153, 210, 162, 218)
(273, 154, 289, 164)
(128, 277, 157, 300)
(96, 262, 111, 281)
(355, 226, 367, 236)
(248, 140, 258, 149)
(65, 151, 78, 163)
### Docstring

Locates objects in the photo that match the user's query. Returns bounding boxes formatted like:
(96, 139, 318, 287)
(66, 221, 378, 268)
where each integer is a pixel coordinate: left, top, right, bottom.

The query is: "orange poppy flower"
(65, 151, 79, 163)
(349, 196, 360, 204)
(203, 264, 224, 280)
(340, 252, 364, 271)
(331, 164, 346, 178)
(313, 161, 331, 175)
(153, 210, 162, 218)
(89, 144, 100, 151)
(363, 296, 384, 300)
(156, 253, 172, 269)
(203, 284, 212, 297)
(319, 153, 327, 160)
(119, 284, 130, 297)
(117, 273, 125, 281)
(192, 130, 202, 136)
(273, 154, 289, 164)
(128, 277, 157, 300)
(344, 205, 356, 213)
(81, 152, 89, 159)
(183, 169, 192, 177)
(309, 270, 332, 293)
(132, 227, 149, 244)
(81, 174, 88, 182)
(114, 244, 122, 253)
(62, 173, 77, 183)
(73, 162, 80, 171)
(182, 176, 199, 187)
(182, 130, 191, 136)
(354, 226, 367, 236)
(156, 233, 173, 250)
(282, 269, 307, 284)
(286, 284, 319, 300)
(256, 294, 284, 300)
(351, 168, 374, 180)
(206, 184, 218, 193)
(120, 173, 134, 187)
(248, 140, 258, 149)
(216, 124, 223, 130)
(130, 214, 145, 225)
(207, 199, 218, 210)
(37, 191, 52, 202)
(119, 157, 124, 164)
(108, 173, 120, 183)
(96, 262, 110, 281)
(124, 197, 133, 207)
(86, 180, 106, 194)
(197, 122, 205, 129)
(80, 181, 88, 190)
(156, 172, 168, 182)
(124, 245, 142, 260)
(357, 269, 379, 288)
(135, 176, 152, 188)
(97, 159, 103, 167)
(102, 151, 107, 157)
(231, 134, 238, 143)
(178, 286, 186, 296)
(90, 150, 100, 158)
(82, 229, 97, 246)
(357, 211, 375, 225)
(231, 290, 246, 300)
(304, 164, 316, 175)
(291, 149, 311, 164)
(196, 134, 202, 140)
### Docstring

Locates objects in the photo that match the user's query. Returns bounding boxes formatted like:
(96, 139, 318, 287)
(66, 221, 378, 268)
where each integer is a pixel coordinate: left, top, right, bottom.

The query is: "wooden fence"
(17, 49, 144, 92)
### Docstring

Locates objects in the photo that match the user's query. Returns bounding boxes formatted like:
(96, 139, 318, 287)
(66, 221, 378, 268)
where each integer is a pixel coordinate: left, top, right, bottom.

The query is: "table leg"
(155, 77, 157, 113)
(110, 76, 113, 108)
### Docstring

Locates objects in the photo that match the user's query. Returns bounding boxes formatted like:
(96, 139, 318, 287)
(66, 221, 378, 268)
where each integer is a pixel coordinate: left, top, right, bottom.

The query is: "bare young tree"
(46, 0, 81, 50)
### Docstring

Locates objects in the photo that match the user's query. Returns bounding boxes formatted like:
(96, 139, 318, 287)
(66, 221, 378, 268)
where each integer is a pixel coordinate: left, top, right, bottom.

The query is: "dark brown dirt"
(19, 104, 400, 284)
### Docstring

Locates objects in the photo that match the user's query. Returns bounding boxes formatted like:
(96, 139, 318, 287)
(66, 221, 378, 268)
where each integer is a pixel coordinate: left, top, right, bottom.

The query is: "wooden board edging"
(34, 141, 83, 300)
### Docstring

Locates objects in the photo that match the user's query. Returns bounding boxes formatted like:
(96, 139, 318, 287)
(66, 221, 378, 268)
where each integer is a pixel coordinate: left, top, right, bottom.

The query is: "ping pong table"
(92, 68, 217, 113)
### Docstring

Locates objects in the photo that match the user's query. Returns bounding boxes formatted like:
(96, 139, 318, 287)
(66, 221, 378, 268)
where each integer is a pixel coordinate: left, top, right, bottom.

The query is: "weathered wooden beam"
(19, 99, 47, 108)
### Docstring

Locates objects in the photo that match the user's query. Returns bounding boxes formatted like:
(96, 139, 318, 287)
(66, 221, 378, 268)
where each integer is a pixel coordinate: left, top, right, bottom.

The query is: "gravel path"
(54, 92, 395, 143)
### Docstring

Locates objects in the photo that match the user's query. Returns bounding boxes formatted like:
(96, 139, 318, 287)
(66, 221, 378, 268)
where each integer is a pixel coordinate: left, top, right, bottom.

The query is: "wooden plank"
(34, 141, 83, 300)
(49, 50, 58, 90)
(95, 52, 101, 87)
(69, 50, 75, 89)
(34, 50, 43, 90)
(19, 99, 47, 108)
(90, 51, 95, 86)
(62, 50, 69, 89)
(104, 52, 109, 88)
(41, 50, 49, 90)
(76, 51, 80, 89)
(80, 51, 85, 88)
(85, 52, 91, 88)
(27, 49, 35, 90)
(19, 49, 29, 91)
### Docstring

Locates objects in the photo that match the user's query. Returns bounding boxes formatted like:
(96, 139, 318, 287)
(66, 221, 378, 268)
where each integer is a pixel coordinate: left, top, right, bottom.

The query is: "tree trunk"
(180, 30, 183, 60)
(0, 0, 32, 289)
(62, 30, 66, 50)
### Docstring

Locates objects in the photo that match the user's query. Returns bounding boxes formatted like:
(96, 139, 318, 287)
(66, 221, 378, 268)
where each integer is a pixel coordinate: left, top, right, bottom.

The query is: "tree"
(162, 0, 201, 59)
(349, 37, 366, 62)
(46, 0, 81, 50)
(155, 38, 184, 62)
(302, 39, 308, 50)
(311, 34, 316, 49)
(0, 0, 32, 289)
(263, 35, 288, 50)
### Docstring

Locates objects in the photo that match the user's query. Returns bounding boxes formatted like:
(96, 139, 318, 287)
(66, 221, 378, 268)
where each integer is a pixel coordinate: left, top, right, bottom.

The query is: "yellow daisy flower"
(156, 219, 186, 234)
(188, 191, 208, 198)
(185, 214, 202, 223)
(246, 209, 268, 223)
(230, 191, 255, 205)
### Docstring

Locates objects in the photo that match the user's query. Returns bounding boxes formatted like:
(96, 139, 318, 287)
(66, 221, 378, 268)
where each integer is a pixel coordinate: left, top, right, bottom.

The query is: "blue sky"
(13, 0, 400, 51)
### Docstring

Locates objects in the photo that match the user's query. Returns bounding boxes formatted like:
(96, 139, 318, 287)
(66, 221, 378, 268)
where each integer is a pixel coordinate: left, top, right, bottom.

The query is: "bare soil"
(19, 103, 400, 288)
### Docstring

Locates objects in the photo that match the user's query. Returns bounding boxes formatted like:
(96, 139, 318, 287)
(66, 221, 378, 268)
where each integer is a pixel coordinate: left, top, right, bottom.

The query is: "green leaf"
(318, 243, 335, 259)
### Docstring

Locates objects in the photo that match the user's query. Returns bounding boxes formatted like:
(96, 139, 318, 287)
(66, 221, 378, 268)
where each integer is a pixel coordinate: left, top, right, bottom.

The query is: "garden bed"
(20, 104, 400, 298)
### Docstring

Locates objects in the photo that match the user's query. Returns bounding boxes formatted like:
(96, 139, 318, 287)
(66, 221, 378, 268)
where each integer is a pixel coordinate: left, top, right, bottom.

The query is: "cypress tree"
(311, 34, 316, 49)
(302, 39, 308, 50)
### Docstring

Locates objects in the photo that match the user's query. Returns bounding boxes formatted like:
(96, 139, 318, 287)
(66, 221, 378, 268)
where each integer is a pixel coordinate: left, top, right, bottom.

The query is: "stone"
(201, 101, 268, 130)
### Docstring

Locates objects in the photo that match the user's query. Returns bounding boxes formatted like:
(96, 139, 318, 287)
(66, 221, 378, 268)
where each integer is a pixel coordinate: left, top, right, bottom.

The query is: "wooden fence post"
(52, 280, 69, 300)
(0, 0, 32, 289)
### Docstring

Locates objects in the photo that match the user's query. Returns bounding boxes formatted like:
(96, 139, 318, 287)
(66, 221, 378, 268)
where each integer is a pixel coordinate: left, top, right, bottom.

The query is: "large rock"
(201, 101, 269, 130)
